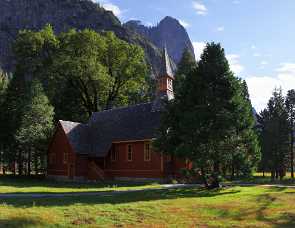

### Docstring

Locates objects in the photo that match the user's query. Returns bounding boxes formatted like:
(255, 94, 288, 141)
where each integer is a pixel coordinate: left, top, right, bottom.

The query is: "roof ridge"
(91, 102, 153, 115)
(59, 120, 82, 125)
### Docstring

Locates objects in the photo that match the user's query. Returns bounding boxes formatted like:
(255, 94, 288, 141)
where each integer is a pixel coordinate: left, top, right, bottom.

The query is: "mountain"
(0, 0, 194, 76)
(124, 16, 195, 64)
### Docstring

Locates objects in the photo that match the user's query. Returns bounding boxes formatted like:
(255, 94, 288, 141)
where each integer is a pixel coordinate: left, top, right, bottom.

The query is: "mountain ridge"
(0, 0, 194, 76)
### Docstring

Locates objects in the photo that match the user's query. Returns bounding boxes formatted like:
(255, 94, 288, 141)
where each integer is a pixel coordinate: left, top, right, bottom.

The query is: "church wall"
(104, 141, 165, 178)
(47, 123, 83, 180)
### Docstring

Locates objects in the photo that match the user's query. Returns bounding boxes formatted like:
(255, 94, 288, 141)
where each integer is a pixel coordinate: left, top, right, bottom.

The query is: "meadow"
(1, 176, 295, 227)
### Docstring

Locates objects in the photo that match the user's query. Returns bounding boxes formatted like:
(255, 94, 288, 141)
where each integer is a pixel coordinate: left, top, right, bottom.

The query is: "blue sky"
(95, 0, 295, 112)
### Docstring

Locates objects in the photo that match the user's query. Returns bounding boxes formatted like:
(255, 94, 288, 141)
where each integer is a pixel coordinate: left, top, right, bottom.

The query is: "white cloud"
(260, 60, 268, 65)
(192, 1, 208, 15)
(101, 2, 122, 17)
(179, 20, 190, 28)
(246, 62, 295, 112)
(251, 45, 256, 49)
(94, 0, 123, 17)
(216, 26, 225, 32)
(276, 63, 295, 74)
(193, 41, 206, 60)
(226, 54, 244, 75)
(144, 22, 154, 27)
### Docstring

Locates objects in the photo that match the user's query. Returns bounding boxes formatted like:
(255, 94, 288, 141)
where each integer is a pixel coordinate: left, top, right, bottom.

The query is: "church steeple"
(152, 47, 175, 112)
(157, 46, 174, 100)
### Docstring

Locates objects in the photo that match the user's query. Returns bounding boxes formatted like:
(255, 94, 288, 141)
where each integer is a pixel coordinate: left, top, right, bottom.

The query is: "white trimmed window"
(111, 147, 118, 161)
(127, 144, 133, 161)
(63, 152, 68, 164)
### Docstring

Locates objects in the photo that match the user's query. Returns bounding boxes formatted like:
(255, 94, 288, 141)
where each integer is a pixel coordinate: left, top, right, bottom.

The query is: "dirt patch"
(71, 217, 96, 225)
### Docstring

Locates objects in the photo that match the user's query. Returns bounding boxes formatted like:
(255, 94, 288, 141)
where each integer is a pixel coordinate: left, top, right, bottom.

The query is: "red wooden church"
(47, 48, 190, 181)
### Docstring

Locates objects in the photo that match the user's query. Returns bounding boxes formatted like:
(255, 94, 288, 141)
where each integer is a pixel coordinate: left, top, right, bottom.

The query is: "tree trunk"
(28, 148, 31, 176)
(34, 153, 38, 175)
(17, 150, 23, 176)
(231, 163, 235, 180)
(200, 167, 209, 188)
(271, 170, 275, 180)
(209, 160, 221, 189)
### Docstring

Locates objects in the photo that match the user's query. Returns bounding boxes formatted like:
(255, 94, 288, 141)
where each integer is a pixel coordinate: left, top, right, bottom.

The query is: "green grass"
(1, 177, 295, 227)
(232, 172, 295, 186)
(0, 176, 161, 194)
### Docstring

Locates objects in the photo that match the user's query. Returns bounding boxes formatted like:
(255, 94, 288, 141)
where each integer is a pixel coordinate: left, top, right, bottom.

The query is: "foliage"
(258, 88, 290, 179)
(15, 80, 54, 175)
(174, 48, 197, 94)
(154, 43, 260, 188)
(13, 26, 150, 121)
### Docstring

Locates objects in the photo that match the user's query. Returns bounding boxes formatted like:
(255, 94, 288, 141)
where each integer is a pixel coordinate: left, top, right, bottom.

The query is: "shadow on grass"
(0, 217, 46, 228)
(214, 187, 295, 228)
(0, 175, 156, 189)
(0, 187, 241, 208)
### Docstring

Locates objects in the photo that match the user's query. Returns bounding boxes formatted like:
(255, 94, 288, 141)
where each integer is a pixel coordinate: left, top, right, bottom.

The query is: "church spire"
(152, 47, 175, 111)
(157, 46, 174, 100)
(159, 46, 174, 80)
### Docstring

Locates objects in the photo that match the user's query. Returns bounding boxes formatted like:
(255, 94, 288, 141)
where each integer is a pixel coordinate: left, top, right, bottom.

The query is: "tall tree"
(228, 79, 260, 178)
(259, 88, 289, 179)
(174, 48, 197, 94)
(15, 80, 54, 175)
(285, 89, 295, 178)
(154, 43, 259, 188)
(0, 69, 9, 172)
(0, 74, 26, 174)
(14, 27, 149, 121)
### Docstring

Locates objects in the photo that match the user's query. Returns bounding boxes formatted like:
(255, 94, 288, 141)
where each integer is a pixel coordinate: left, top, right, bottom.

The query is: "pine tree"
(15, 80, 54, 175)
(154, 43, 259, 188)
(174, 48, 197, 94)
(259, 88, 289, 179)
(0, 74, 26, 175)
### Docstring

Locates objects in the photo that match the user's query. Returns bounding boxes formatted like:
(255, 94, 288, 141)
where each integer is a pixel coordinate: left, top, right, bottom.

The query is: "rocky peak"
(124, 16, 195, 64)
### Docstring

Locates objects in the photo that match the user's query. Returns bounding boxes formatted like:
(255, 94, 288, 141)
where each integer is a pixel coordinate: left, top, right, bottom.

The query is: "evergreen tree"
(15, 80, 54, 175)
(285, 89, 295, 178)
(229, 79, 260, 178)
(259, 88, 289, 179)
(0, 74, 26, 174)
(174, 48, 197, 94)
(154, 43, 259, 188)
(0, 69, 9, 172)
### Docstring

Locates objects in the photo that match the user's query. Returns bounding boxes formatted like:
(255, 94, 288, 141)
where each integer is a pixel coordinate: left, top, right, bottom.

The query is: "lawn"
(0, 176, 161, 194)
(1, 180, 295, 227)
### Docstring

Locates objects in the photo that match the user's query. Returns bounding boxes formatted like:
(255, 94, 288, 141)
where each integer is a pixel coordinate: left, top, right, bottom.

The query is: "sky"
(94, 0, 295, 112)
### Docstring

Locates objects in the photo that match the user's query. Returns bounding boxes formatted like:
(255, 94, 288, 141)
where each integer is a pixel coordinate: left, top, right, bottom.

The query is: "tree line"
(258, 88, 295, 180)
(0, 25, 151, 175)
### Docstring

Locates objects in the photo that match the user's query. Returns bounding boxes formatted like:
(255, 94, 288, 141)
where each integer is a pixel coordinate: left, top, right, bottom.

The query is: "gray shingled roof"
(59, 102, 162, 158)
(59, 120, 91, 155)
(88, 102, 161, 157)
(159, 47, 175, 79)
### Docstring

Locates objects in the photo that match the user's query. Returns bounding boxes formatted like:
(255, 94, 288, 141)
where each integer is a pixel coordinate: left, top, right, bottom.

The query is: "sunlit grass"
(1, 185, 295, 227)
